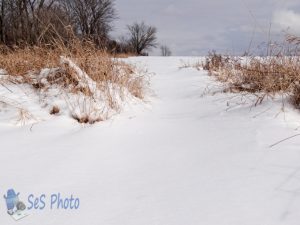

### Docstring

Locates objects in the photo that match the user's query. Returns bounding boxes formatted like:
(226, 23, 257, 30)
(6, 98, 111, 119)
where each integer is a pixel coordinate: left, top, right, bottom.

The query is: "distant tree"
(160, 45, 171, 56)
(126, 22, 157, 55)
(116, 35, 130, 53)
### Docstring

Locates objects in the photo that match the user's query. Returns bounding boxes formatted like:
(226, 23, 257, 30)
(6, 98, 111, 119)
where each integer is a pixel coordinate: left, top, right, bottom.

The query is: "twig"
(30, 122, 37, 132)
(1, 83, 13, 93)
(252, 106, 272, 118)
(269, 134, 300, 148)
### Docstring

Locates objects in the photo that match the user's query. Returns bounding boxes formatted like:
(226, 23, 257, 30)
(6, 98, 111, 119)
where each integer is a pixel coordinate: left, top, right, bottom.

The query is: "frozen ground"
(1, 57, 300, 224)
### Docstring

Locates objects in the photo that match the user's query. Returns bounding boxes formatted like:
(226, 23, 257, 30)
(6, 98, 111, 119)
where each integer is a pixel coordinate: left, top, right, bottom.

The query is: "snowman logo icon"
(3, 189, 28, 220)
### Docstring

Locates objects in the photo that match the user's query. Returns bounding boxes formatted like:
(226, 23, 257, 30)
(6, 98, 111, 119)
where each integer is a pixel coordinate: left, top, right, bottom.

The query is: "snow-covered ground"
(1, 57, 300, 224)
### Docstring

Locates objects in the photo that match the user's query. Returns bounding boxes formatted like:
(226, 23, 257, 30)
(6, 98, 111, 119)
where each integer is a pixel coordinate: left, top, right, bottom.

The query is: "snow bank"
(0, 57, 143, 125)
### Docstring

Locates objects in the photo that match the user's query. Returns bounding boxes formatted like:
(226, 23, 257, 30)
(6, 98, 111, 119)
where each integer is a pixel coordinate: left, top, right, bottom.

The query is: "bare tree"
(160, 45, 171, 56)
(0, 0, 163, 55)
(127, 22, 157, 55)
(0, 0, 63, 45)
(0, 0, 117, 46)
(0, 0, 6, 43)
(61, 0, 116, 42)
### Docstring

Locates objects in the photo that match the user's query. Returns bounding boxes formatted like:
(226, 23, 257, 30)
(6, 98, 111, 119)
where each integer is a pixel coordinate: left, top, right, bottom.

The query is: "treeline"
(0, 0, 160, 55)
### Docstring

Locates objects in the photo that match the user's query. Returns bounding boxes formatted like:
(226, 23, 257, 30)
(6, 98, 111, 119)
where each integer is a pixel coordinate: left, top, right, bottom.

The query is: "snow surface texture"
(1, 57, 300, 224)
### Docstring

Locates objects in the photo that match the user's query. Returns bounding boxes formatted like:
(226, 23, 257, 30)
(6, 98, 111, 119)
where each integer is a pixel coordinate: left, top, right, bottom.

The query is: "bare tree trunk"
(0, 0, 5, 43)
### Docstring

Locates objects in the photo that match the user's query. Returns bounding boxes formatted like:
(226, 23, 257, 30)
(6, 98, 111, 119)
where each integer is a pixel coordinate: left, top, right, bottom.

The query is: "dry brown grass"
(0, 37, 148, 124)
(179, 60, 202, 70)
(202, 41, 300, 109)
(16, 108, 37, 126)
(113, 53, 137, 58)
(203, 51, 230, 72)
(0, 46, 59, 76)
(50, 105, 60, 115)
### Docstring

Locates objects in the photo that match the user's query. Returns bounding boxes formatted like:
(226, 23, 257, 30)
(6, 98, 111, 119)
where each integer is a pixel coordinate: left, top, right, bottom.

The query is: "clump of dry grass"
(72, 114, 103, 124)
(0, 36, 148, 124)
(179, 60, 202, 70)
(203, 51, 230, 71)
(0, 46, 59, 76)
(50, 105, 60, 115)
(202, 37, 300, 110)
(16, 108, 37, 126)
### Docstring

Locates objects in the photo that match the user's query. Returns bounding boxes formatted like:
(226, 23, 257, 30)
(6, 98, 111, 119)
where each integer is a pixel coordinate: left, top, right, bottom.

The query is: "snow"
(60, 56, 97, 92)
(1, 57, 300, 224)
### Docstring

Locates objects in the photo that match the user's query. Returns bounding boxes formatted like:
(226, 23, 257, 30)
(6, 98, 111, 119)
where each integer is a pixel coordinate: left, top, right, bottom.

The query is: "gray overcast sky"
(111, 0, 300, 56)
